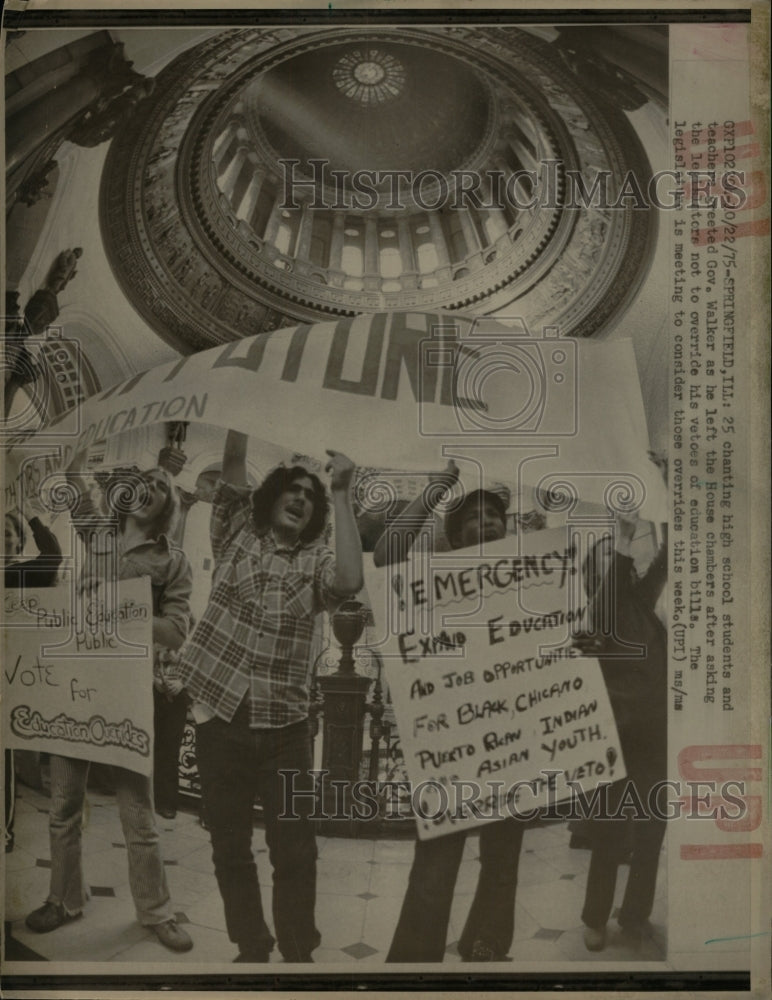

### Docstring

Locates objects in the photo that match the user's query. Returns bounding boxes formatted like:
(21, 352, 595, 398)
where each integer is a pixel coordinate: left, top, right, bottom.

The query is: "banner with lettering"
(7, 312, 666, 519)
(365, 527, 625, 840)
(2, 578, 154, 775)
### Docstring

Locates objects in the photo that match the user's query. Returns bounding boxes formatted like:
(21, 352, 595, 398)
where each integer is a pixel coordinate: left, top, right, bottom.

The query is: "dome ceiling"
(251, 42, 491, 175)
(100, 26, 657, 354)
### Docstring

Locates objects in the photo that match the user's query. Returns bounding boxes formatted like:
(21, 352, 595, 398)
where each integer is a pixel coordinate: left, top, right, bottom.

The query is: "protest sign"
(3, 577, 154, 775)
(365, 527, 625, 840)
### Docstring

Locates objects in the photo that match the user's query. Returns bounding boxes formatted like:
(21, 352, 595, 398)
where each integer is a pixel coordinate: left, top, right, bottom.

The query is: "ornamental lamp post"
(315, 600, 373, 833)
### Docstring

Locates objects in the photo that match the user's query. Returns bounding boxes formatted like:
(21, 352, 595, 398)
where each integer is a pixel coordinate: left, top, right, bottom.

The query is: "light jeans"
(47, 754, 172, 925)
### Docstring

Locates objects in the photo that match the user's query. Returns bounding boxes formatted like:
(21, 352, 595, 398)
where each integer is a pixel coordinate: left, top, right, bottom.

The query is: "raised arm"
(372, 460, 458, 567)
(325, 450, 364, 596)
(221, 429, 248, 486)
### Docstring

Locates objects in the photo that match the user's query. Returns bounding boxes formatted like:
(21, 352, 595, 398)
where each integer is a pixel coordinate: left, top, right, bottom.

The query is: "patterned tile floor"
(4, 783, 667, 968)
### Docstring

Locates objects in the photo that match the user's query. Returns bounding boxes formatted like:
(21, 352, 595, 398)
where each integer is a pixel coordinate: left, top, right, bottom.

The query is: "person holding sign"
(177, 431, 363, 964)
(4, 497, 63, 854)
(572, 454, 668, 952)
(25, 460, 195, 953)
(375, 461, 526, 963)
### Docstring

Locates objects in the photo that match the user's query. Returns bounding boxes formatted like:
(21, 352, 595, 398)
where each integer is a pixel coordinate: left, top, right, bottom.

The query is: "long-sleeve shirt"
(178, 481, 341, 729)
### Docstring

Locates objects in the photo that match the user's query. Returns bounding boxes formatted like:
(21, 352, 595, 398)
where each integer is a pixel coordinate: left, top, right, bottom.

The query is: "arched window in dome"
(274, 209, 299, 256)
(413, 220, 439, 274)
(441, 210, 467, 264)
(341, 221, 364, 277)
(483, 210, 508, 244)
(378, 226, 402, 279)
(309, 213, 332, 268)
(379, 246, 402, 279)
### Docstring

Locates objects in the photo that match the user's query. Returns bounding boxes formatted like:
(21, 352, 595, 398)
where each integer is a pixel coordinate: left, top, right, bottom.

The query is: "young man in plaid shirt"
(178, 431, 363, 963)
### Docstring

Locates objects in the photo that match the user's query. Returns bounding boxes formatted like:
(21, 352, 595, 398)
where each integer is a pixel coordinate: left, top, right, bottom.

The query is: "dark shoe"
(26, 901, 82, 933)
(151, 918, 193, 952)
(157, 807, 177, 820)
(583, 925, 606, 951)
(235, 950, 270, 962)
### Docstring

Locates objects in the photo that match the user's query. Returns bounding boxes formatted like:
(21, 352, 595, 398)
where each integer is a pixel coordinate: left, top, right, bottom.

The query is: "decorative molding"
(100, 26, 656, 353)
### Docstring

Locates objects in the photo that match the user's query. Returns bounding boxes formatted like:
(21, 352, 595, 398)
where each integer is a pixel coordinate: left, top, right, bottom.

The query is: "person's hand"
(615, 509, 638, 544)
(572, 631, 604, 656)
(648, 449, 668, 485)
(326, 450, 355, 493)
(164, 677, 184, 698)
(25, 494, 50, 523)
(428, 459, 459, 492)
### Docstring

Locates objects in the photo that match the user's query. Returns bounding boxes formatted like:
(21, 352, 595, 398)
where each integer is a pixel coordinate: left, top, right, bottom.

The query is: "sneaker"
(157, 807, 177, 820)
(583, 925, 606, 951)
(151, 918, 193, 952)
(26, 901, 83, 933)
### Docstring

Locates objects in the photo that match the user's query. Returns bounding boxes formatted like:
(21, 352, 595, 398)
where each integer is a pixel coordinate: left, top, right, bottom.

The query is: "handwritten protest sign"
(365, 527, 625, 840)
(7, 312, 666, 519)
(2, 578, 154, 775)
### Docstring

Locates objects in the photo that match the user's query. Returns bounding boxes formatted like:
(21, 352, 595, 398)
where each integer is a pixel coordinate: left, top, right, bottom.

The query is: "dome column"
(363, 217, 380, 292)
(328, 213, 346, 288)
(426, 211, 453, 282)
(236, 166, 266, 223)
(457, 208, 486, 272)
(218, 145, 248, 198)
(397, 218, 419, 290)
(293, 200, 314, 260)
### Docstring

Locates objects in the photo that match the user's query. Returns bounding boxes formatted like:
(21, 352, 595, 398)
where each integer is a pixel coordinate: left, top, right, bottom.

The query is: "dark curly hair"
(251, 465, 329, 544)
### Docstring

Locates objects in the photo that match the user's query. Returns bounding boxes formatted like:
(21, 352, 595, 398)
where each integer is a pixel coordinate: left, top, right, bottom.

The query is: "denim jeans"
(195, 705, 319, 961)
(47, 754, 172, 924)
(387, 818, 525, 962)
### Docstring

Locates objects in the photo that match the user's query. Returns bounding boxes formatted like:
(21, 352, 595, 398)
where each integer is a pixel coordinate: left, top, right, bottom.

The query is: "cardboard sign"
(365, 527, 625, 839)
(2, 578, 154, 775)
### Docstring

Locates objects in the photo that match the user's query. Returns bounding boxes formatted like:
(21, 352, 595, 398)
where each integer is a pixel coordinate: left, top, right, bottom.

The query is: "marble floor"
(4, 782, 667, 971)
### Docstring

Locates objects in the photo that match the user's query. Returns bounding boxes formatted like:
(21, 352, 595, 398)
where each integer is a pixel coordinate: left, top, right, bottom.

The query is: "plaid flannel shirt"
(178, 480, 339, 728)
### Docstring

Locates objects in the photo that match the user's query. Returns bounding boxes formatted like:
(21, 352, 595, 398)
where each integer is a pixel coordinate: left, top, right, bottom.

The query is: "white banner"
(10, 312, 666, 519)
(2, 578, 154, 775)
(365, 527, 625, 840)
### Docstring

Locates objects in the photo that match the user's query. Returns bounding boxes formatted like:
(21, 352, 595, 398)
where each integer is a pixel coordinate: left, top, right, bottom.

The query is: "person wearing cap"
(374, 461, 526, 963)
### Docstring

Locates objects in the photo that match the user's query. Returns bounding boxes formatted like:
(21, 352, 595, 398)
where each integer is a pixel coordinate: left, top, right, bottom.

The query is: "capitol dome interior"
(4, 21, 675, 973)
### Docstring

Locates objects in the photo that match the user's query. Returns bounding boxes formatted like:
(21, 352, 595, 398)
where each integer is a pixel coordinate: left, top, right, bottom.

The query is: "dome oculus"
(332, 49, 406, 103)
